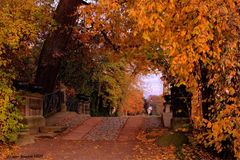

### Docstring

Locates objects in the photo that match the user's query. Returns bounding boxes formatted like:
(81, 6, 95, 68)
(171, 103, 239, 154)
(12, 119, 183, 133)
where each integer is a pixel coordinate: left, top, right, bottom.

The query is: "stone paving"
(62, 117, 103, 140)
(118, 117, 145, 141)
(83, 117, 128, 141)
(62, 116, 148, 142)
(142, 116, 163, 131)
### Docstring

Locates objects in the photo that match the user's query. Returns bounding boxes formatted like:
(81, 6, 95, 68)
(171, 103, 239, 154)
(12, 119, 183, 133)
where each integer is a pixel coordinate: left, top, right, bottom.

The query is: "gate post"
(60, 83, 67, 112)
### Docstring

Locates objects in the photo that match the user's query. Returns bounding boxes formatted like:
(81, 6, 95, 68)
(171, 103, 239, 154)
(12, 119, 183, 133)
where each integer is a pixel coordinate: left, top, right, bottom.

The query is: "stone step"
(16, 132, 35, 146)
(19, 127, 39, 135)
(39, 126, 67, 133)
(22, 116, 46, 128)
(35, 133, 58, 139)
(21, 116, 46, 134)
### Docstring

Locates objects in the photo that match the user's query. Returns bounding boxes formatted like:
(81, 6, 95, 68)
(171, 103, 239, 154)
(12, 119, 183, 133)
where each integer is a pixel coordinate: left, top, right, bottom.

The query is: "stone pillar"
(60, 83, 67, 112)
(86, 100, 91, 114)
(162, 102, 173, 128)
(17, 91, 46, 134)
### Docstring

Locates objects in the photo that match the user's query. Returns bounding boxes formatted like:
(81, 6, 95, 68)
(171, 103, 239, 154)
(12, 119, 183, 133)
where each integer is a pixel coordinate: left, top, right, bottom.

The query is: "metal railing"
(43, 91, 62, 117)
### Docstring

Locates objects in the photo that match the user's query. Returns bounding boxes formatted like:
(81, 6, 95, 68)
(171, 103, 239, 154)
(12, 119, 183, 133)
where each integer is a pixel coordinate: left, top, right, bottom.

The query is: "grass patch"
(155, 132, 189, 147)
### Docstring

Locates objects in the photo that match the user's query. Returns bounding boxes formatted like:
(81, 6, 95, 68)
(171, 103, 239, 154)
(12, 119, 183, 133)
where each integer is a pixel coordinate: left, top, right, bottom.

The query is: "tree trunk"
(96, 82, 101, 113)
(191, 81, 203, 127)
(35, 0, 88, 93)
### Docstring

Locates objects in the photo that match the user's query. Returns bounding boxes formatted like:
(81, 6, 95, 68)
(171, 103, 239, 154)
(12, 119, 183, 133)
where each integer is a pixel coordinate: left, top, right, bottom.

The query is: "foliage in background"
(92, 59, 131, 114)
(59, 6, 146, 116)
(0, 0, 53, 142)
(59, 47, 142, 116)
(59, 45, 94, 95)
(120, 83, 144, 116)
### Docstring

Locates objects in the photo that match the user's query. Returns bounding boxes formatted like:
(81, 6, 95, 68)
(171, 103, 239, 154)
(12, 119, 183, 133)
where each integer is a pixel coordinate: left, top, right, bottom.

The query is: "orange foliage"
(120, 87, 144, 115)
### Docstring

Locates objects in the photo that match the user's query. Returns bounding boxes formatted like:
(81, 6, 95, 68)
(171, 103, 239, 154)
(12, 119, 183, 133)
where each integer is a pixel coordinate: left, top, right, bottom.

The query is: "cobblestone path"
(62, 117, 103, 140)
(83, 117, 128, 141)
(62, 117, 144, 141)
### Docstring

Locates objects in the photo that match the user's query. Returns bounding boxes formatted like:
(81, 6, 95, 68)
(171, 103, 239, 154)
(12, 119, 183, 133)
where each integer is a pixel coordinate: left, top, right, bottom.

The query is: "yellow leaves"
(169, 0, 176, 10)
(128, 9, 137, 17)
(125, 1, 240, 159)
(0, 0, 52, 142)
(228, 87, 235, 95)
(136, 129, 168, 144)
(222, 6, 229, 14)
(172, 42, 177, 50)
(150, 13, 159, 22)
(193, 26, 200, 35)
(84, 17, 93, 28)
(180, 30, 186, 37)
(227, 0, 236, 9)
(156, 3, 163, 13)
(0, 60, 7, 67)
(224, 58, 234, 67)
(142, 32, 151, 42)
(195, 103, 240, 158)
(0, 0, 52, 51)
(198, 3, 208, 15)
(129, 0, 238, 84)
(207, 121, 212, 128)
(98, 0, 120, 10)
(0, 145, 19, 160)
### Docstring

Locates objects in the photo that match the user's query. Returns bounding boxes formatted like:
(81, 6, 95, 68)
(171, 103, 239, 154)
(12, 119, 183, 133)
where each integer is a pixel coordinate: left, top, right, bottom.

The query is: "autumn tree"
(35, 0, 89, 93)
(58, 27, 141, 116)
(81, 0, 240, 158)
(59, 50, 126, 115)
(55, 1, 150, 116)
(0, 0, 53, 141)
(120, 82, 144, 116)
(127, 0, 240, 157)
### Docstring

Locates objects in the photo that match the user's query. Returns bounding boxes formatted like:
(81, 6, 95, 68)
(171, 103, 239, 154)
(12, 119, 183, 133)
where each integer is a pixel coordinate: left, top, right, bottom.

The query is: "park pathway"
(62, 117, 146, 141)
(10, 116, 168, 160)
(62, 117, 103, 140)
(118, 117, 144, 141)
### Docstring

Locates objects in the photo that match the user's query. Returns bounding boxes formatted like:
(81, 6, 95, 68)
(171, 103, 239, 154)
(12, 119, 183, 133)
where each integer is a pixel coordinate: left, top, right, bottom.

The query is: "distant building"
(147, 95, 164, 115)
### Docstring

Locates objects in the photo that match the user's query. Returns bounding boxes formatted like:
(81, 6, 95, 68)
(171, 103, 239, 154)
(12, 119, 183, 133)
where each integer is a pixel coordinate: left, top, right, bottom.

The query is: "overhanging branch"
(101, 30, 120, 52)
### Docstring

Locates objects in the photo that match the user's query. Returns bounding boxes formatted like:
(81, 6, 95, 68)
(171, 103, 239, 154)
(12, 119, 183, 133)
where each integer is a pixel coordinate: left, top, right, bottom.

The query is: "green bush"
(0, 72, 23, 143)
(0, 103, 23, 143)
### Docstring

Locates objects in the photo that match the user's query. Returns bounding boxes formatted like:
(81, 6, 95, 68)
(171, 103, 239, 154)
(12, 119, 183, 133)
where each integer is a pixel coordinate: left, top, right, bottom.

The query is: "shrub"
(0, 72, 23, 143)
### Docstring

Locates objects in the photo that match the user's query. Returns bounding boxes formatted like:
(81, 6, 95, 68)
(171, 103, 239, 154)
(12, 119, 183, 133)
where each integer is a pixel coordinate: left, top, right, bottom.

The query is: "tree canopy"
(0, 0, 53, 141)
